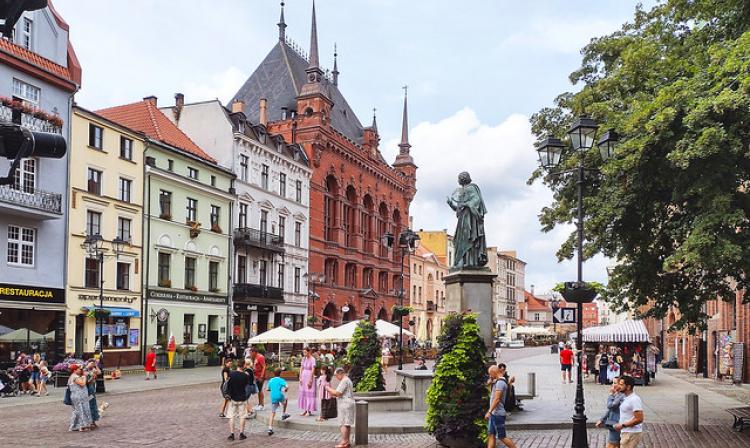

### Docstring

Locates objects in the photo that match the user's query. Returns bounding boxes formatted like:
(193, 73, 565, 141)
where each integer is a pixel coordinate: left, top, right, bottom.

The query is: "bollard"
(355, 400, 369, 445)
(527, 372, 536, 397)
(685, 393, 699, 431)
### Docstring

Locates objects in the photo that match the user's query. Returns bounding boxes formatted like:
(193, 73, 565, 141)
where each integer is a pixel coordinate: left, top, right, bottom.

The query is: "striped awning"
(581, 319, 650, 343)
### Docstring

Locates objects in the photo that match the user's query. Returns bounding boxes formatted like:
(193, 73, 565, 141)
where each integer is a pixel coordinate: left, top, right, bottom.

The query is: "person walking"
(30, 352, 41, 394)
(266, 368, 290, 435)
(317, 365, 333, 422)
(598, 348, 610, 385)
(250, 347, 266, 411)
(225, 359, 252, 440)
(607, 358, 621, 385)
(219, 358, 233, 418)
(243, 357, 257, 419)
(85, 361, 101, 428)
(325, 367, 355, 448)
(596, 377, 624, 448)
(67, 364, 93, 432)
(144, 346, 157, 380)
(381, 345, 392, 373)
(485, 364, 517, 448)
(614, 376, 644, 448)
(37, 361, 50, 396)
(298, 347, 317, 417)
(560, 343, 574, 384)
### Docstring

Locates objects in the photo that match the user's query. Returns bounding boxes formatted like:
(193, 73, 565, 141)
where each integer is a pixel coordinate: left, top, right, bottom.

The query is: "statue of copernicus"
(446, 172, 488, 269)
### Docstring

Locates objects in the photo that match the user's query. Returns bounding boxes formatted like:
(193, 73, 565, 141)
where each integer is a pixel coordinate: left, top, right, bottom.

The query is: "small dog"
(98, 401, 110, 417)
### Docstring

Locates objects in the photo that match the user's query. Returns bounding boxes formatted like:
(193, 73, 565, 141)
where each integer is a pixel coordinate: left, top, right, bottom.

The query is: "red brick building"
(230, 3, 417, 328)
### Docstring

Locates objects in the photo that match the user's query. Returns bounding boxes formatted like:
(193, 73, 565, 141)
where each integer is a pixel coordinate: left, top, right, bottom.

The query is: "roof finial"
(308, 0, 320, 69)
(278, 1, 287, 42)
(399, 85, 410, 153)
(371, 107, 378, 132)
(332, 43, 339, 86)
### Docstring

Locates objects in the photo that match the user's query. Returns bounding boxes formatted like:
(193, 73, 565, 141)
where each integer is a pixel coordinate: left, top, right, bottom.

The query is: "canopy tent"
(288, 326, 324, 343)
(0, 328, 46, 342)
(580, 319, 650, 343)
(247, 326, 296, 344)
(511, 326, 552, 336)
(376, 320, 415, 339)
(317, 320, 415, 343)
(0, 325, 13, 336)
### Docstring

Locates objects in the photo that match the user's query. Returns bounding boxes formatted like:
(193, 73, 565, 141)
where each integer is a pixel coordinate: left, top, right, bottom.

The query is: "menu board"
(733, 342, 744, 384)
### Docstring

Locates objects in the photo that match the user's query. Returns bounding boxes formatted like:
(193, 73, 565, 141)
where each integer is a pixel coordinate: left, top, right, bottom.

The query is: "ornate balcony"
(233, 227, 285, 254)
(0, 102, 63, 134)
(426, 301, 437, 312)
(0, 184, 62, 218)
(233, 282, 284, 305)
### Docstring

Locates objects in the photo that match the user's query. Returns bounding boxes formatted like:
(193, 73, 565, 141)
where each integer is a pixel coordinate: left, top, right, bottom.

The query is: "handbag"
(221, 380, 230, 399)
(63, 386, 72, 406)
(321, 386, 337, 419)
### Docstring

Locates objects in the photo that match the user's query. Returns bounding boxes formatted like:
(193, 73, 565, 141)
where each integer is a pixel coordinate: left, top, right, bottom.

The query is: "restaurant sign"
(0, 282, 65, 304)
(79, 294, 138, 304)
(147, 289, 227, 305)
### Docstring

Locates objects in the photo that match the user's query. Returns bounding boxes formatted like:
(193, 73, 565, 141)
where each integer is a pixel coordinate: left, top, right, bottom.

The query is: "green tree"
(426, 313, 488, 447)
(530, 1, 750, 329)
(346, 320, 385, 391)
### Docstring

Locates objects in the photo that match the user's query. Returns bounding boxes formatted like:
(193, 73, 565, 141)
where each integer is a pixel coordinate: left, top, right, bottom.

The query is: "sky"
(54, 0, 654, 294)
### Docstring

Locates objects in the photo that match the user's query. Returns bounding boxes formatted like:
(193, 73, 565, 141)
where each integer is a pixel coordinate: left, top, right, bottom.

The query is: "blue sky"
(54, 0, 653, 293)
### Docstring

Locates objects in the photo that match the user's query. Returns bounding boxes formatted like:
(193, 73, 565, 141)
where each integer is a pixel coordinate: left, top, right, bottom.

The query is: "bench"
(727, 407, 750, 432)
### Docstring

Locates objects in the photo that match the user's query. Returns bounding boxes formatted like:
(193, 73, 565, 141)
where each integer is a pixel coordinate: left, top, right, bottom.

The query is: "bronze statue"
(447, 172, 488, 269)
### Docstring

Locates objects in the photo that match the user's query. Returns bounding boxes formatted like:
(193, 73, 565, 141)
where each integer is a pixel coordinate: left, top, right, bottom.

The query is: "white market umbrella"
(376, 319, 415, 339)
(0, 325, 13, 336)
(0, 328, 45, 342)
(248, 326, 296, 362)
(289, 326, 324, 344)
(511, 326, 552, 336)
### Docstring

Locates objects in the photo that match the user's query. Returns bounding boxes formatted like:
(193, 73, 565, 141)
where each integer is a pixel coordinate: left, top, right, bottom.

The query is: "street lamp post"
(535, 117, 619, 448)
(304, 272, 325, 328)
(84, 234, 126, 393)
(382, 229, 420, 370)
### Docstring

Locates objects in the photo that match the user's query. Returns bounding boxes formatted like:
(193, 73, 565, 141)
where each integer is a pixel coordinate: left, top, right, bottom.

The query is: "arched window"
(362, 194, 374, 254)
(324, 175, 339, 242)
(345, 263, 357, 288)
(322, 303, 338, 329)
(377, 307, 388, 322)
(344, 186, 357, 248)
(362, 267, 373, 289)
(378, 271, 388, 292)
(378, 202, 388, 257)
(342, 304, 357, 323)
(325, 258, 338, 286)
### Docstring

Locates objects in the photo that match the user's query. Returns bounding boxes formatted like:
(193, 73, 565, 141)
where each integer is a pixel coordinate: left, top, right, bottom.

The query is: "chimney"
(173, 93, 185, 122)
(143, 95, 157, 106)
(231, 99, 245, 114)
(259, 98, 268, 126)
(530, 284, 535, 295)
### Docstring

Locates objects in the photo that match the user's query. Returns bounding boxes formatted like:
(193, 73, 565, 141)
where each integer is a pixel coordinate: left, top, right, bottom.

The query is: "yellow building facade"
(65, 106, 145, 366)
(409, 245, 448, 345)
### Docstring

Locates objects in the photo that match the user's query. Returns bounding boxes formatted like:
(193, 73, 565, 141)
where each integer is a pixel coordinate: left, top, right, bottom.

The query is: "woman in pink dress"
(298, 347, 317, 416)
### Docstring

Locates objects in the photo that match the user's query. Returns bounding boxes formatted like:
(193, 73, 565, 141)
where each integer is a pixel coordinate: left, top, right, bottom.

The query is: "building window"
(238, 203, 248, 228)
(7, 225, 34, 266)
(116, 262, 130, 290)
(167, 159, 174, 171)
(277, 263, 284, 288)
(118, 177, 132, 202)
(363, 268, 373, 289)
(210, 175, 216, 187)
(344, 263, 357, 288)
(279, 173, 286, 197)
(294, 267, 301, 294)
(159, 190, 172, 219)
(259, 260, 267, 286)
(183, 314, 194, 344)
(506, 273, 516, 287)
(13, 78, 39, 104)
(418, 286, 423, 301)
(260, 210, 268, 234)
(186, 198, 197, 222)
(210, 205, 220, 228)
(261, 164, 269, 189)
(324, 258, 338, 286)
(85, 257, 100, 288)
(120, 137, 133, 160)
(188, 167, 199, 180)
(506, 259, 516, 270)
(158, 253, 171, 285)
(184, 257, 196, 289)
(506, 287, 515, 302)
(20, 18, 32, 50)
(295, 180, 302, 203)
(86, 211, 101, 236)
(294, 222, 302, 246)
(412, 285, 417, 302)
(87, 168, 102, 195)
(209, 261, 219, 291)
(13, 158, 35, 193)
(278, 216, 285, 241)
(239, 154, 249, 181)
(117, 217, 131, 242)
(88, 124, 103, 149)
(237, 255, 247, 283)
(534, 312, 540, 321)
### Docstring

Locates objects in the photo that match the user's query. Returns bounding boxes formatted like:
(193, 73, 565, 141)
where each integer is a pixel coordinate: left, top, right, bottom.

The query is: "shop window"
(183, 314, 194, 344)
(156, 319, 169, 346)
(7, 225, 34, 267)
(209, 261, 219, 291)
(85, 257, 100, 288)
(116, 262, 130, 290)
(184, 257, 196, 289)
(96, 317, 131, 349)
(158, 253, 171, 286)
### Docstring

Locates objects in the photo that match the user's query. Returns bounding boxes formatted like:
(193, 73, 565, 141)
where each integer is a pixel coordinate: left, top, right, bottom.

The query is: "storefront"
(145, 289, 228, 349)
(233, 304, 276, 342)
(0, 282, 65, 367)
(581, 319, 655, 386)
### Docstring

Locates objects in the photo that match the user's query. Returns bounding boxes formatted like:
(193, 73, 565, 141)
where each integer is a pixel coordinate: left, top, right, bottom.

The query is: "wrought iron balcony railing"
(0, 185, 62, 214)
(233, 227, 285, 253)
(233, 282, 284, 303)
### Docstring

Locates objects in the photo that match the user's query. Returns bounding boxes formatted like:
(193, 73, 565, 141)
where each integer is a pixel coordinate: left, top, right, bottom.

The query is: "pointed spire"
(278, 1, 287, 42)
(332, 43, 339, 86)
(308, 0, 320, 69)
(399, 86, 410, 153)
(371, 107, 378, 132)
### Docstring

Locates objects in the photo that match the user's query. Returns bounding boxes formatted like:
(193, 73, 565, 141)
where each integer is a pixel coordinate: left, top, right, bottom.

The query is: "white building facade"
(487, 248, 526, 329)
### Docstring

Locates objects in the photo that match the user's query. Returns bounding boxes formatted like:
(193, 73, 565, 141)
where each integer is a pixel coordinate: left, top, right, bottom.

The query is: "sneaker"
(239, 433, 247, 440)
(267, 429, 274, 436)
(281, 414, 290, 421)
(219, 413, 225, 418)
(254, 404, 264, 411)
(227, 433, 235, 440)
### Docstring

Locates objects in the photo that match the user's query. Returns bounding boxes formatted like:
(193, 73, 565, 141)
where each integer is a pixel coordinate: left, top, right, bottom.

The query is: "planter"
(560, 281, 597, 303)
(438, 435, 482, 448)
(182, 359, 196, 368)
(54, 372, 70, 388)
(280, 371, 299, 380)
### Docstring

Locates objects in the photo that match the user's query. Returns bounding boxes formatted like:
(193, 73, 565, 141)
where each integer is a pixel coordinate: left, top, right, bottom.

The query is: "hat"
(68, 363, 80, 373)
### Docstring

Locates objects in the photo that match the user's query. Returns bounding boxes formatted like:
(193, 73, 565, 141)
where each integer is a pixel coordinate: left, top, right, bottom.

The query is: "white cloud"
(179, 67, 249, 104)
(499, 18, 622, 55)
(391, 108, 610, 295)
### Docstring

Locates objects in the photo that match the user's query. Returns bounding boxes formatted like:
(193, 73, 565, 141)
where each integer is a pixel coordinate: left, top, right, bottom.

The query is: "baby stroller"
(0, 368, 19, 397)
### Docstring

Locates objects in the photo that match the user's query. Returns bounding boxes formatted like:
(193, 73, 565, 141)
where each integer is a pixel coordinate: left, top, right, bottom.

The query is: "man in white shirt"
(614, 375, 644, 448)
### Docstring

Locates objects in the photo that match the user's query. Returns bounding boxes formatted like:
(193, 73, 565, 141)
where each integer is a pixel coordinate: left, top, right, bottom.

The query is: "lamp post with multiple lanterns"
(304, 272, 325, 328)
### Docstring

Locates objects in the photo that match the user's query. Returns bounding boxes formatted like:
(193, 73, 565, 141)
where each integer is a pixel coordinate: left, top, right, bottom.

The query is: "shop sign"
(0, 282, 64, 304)
(233, 303, 275, 313)
(198, 324, 207, 339)
(147, 289, 227, 305)
(78, 294, 138, 304)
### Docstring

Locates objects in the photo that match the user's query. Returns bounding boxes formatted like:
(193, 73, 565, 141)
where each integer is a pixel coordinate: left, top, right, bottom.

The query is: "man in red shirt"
(250, 348, 267, 411)
(559, 344, 574, 384)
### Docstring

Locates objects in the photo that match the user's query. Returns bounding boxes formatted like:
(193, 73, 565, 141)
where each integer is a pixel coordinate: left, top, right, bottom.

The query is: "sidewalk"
(663, 368, 750, 405)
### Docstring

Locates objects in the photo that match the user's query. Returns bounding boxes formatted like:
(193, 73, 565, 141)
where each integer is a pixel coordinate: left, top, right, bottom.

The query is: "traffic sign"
(553, 307, 578, 324)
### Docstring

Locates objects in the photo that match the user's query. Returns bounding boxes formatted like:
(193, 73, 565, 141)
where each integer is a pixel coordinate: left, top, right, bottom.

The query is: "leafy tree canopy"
(530, 1, 750, 329)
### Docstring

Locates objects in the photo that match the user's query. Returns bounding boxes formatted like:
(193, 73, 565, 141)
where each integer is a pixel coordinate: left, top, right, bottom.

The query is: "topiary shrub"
(346, 320, 385, 391)
(426, 313, 488, 448)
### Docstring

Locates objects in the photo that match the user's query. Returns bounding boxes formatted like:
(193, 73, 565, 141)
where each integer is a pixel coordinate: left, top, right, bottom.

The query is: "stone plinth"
(444, 269, 497, 356)
(395, 370, 434, 412)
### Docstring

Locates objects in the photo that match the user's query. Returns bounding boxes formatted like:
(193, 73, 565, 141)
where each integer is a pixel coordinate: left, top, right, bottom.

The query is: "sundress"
(336, 376, 355, 427)
(298, 356, 317, 412)
(68, 374, 93, 431)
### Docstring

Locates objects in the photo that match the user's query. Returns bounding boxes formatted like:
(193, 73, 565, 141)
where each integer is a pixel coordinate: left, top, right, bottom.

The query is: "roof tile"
(0, 38, 74, 83)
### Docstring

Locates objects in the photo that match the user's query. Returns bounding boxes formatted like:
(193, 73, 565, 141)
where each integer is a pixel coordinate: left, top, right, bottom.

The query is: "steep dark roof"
(231, 41, 365, 144)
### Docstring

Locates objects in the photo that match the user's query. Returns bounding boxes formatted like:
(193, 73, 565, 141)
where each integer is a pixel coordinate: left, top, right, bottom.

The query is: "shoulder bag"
(320, 383, 337, 419)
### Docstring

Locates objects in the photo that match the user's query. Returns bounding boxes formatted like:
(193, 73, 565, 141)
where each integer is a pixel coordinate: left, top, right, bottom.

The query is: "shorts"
(487, 414, 506, 439)
(271, 397, 286, 412)
(30, 372, 40, 382)
(256, 379, 265, 392)
(620, 432, 643, 448)
(40, 376, 48, 384)
(607, 427, 621, 443)
(561, 364, 572, 371)
(227, 400, 248, 420)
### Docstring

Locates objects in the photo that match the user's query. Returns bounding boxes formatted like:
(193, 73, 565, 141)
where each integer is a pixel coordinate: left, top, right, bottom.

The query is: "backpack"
(498, 378, 516, 412)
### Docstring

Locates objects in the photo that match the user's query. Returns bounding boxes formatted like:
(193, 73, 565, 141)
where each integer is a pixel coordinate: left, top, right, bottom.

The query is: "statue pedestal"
(444, 269, 497, 358)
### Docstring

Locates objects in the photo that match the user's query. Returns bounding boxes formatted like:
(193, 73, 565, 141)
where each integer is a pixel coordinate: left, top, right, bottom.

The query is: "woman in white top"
(325, 367, 355, 448)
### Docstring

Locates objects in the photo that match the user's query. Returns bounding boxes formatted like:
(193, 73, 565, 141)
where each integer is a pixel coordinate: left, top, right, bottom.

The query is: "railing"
(233, 283, 284, 301)
(0, 185, 62, 214)
(426, 301, 436, 312)
(0, 104, 63, 134)
(233, 227, 284, 253)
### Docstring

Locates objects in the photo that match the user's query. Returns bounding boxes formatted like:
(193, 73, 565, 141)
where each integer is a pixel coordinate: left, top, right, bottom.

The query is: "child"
(37, 361, 49, 396)
(317, 365, 333, 422)
(266, 368, 290, 436)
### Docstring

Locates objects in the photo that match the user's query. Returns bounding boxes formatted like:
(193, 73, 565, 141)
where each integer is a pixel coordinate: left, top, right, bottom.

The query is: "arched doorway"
(342, 304, 357, 323)
(377, 307, 388, 322)
(322, 302, 338, 329)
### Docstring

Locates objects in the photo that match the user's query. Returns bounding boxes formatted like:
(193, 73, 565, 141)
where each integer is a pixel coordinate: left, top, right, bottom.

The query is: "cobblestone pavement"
(664, 369, 750, 405)
(1, 381, 749, 447)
